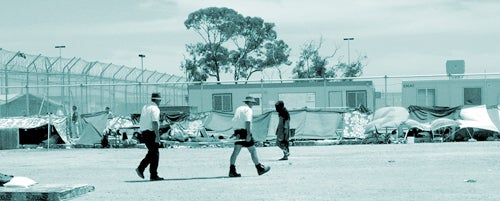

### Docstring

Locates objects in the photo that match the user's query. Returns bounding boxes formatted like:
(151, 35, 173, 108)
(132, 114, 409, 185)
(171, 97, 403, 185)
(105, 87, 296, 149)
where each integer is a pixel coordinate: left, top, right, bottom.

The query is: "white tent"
(364, 107, 409, 133)
(459, 105, 499, 132)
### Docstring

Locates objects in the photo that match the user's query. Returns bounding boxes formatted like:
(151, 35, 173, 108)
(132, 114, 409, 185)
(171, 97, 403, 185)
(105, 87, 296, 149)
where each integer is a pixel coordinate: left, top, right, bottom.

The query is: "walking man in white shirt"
(229, 96, 270, 177)
(136, 93, 164, 181)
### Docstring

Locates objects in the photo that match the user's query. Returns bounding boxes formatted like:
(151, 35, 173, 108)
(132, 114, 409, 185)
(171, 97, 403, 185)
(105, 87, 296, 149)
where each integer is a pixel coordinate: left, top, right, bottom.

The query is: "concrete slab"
(0, 184, 94, 201)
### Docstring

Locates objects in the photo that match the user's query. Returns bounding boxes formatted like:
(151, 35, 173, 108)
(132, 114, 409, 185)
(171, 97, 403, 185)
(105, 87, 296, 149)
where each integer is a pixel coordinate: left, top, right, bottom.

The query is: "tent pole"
(466, 128, 476, 141)
(47, 113, 51, 150)
(38, 95, 46, 116)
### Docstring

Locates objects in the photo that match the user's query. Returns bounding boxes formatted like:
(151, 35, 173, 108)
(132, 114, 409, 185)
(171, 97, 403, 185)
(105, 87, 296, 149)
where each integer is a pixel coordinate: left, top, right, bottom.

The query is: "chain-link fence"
(0, 49, 187, 117)
(3, 48, 500, 118)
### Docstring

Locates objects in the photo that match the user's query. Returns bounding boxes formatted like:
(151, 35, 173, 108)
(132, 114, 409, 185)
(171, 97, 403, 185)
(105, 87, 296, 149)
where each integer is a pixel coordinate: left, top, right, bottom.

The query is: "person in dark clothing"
(275, 100, 291, 160)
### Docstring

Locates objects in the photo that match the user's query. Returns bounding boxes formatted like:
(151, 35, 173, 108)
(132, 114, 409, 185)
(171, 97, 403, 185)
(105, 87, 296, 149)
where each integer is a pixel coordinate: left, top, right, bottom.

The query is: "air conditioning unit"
(446, 60, 465, 79)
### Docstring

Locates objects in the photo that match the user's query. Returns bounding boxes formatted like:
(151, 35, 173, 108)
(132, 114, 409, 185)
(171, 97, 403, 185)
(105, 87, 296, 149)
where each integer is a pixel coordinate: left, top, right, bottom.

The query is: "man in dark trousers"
(229, 96, 270, 177)
(275, 100, 291, 160)
(135, 93, 164, 181)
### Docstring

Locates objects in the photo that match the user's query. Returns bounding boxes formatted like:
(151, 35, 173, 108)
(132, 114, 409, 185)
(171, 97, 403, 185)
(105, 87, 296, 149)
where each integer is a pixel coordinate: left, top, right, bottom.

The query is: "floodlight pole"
(55, 46, 65, 101)
(138, 54, 145, 106)
(343, 38, 354, 66)
(138, 54, 145, 83)
(55, 46, 66, 60)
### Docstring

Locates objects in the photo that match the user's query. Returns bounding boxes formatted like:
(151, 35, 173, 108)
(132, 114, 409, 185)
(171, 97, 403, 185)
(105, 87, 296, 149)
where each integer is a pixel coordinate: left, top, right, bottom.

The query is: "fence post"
(384, 75, 388, 107)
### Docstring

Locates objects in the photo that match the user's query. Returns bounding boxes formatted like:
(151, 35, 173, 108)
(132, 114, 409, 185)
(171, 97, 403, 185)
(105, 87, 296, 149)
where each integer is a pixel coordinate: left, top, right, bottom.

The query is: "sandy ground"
(1, 142, 500, 201)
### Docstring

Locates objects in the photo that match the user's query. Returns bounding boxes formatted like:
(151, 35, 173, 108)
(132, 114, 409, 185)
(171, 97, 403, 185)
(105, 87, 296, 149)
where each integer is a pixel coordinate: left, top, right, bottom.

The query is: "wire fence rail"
(1, 48, 187, 117)
(3, 48, 500, 118)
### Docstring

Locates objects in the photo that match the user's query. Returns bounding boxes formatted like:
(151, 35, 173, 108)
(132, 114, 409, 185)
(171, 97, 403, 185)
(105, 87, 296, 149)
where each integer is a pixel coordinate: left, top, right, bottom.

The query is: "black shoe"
(229, 165, 241, 177)
(229, 172, 241, 177)
(279, 156, 288, 160)
(135, 168, 144, 179)
(256, 164, 271, 176)
(150, 176, 164, 181)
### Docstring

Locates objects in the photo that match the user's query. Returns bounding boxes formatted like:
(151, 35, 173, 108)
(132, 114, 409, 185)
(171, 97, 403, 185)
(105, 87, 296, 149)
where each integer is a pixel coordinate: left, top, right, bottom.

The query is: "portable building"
(187, 80, 375, 114)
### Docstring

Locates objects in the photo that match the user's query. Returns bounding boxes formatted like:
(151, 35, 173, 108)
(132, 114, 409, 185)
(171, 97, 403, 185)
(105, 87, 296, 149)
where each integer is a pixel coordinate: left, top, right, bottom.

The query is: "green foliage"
(182, 7, 290, 82)
(181, 43, 230, 82)
(229, 16, 291, 81)
(293, 38, 366, 80)
(182, 7, 240, 82)
(337, 56, 366, 81)
(293, 39, 336, 79)
(184, 7, 242, 43)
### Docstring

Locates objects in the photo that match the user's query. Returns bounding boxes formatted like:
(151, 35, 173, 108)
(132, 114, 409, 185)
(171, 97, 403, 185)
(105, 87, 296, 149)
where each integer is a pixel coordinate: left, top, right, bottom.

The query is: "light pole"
(55, 46, 65, 75)
(138, 54, 145, 108)
(54, 45, 66, 82)
(54, 45, 65, 116)
(55, 45, 66, 56)
(343, 38, 354, 66)
(138, 54, 145, 83)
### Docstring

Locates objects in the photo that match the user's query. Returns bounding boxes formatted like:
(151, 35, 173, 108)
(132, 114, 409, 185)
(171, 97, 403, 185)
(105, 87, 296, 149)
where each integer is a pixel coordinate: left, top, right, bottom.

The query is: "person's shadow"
(125, 175, 254, 182)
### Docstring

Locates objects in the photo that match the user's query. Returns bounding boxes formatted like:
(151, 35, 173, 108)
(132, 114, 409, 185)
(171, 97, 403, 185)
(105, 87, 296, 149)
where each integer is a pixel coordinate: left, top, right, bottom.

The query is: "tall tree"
(229, 16, 290, 81)
(293, 38, 366, 80)
(293, 38, 337, 79)
(262, 40, 292, 81)
(181, 44, 207, 81)
(183, 7, 242, 82)
(183, 7, 291, 82)
(336, 55, 367, 81)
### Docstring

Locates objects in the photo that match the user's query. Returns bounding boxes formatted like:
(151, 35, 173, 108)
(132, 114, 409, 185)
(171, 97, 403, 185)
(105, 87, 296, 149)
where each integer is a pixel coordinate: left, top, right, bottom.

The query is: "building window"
(464, 88, 481, 105)
(417, 89, 435, 106)
(212, 93, 232, 112)
(346, 90, 367, 108)
(248, 94, 261, 106)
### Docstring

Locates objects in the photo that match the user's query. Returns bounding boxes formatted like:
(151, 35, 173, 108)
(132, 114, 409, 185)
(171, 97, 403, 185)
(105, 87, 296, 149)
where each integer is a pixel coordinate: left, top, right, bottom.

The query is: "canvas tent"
(106, 116, 135, 132)
(487, 105, 500, 131)
(0, 115, 70, 146)
(429, 118, 459, 131)
(73, 111, 108, 145)
(458, 105, 499, 132)
(203, 109, 347, 141)
(407, 105, 461, 123)
(266, 109, 345, 140)
(361, 105, 500, 142)
(406, 104, 500, 133)
(364, 107, 409, 133)
(401, 119, 430, 131)
(0, 93, 66, 117)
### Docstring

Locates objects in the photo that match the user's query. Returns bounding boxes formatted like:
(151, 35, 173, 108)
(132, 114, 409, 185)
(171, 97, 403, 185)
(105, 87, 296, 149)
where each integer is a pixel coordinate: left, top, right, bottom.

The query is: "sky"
(1, 0, 500, 81)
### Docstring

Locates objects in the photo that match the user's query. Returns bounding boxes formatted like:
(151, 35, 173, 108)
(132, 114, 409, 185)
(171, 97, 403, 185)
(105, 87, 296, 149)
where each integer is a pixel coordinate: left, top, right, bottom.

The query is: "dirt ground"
(1, 141, 500, 201)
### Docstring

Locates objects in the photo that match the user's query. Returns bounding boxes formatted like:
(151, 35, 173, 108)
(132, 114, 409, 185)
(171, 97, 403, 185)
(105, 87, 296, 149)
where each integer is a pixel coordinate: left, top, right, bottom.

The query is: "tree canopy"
(292, 38, 366, 80)
(182, 7, 291, 82)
